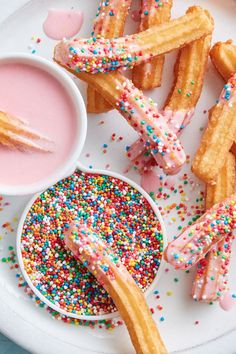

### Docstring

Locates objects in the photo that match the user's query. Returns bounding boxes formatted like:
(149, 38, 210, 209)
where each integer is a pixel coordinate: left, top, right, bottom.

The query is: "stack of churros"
(190, 40, 236, 302)
(54, 4, 218, 354)
(163, 37, 236, 305)
(132, 0, 173, 90)
(87, 0, 131, 113)
(55, 6, 213, 176)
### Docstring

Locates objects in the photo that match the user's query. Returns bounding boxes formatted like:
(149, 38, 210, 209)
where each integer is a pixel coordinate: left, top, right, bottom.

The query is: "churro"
(0, 111, 51, 152)
(210, 40, 236, 156)
(210, 40, 236, 81)
(164, 194, 236, 270)
(128, 34, 212, 173)
(54, 50, 186, 174)
(132, 0, 173, 90)
(87, 0, 131, 113)
(192, 73, 236, 183)
(55, 6, 213, 74)
(65, 223, 167, 354)
(192, 152, 235, 302)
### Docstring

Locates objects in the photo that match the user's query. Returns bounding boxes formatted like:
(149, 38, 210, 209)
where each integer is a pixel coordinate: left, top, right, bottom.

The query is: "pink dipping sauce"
(0, 63, 77, 185)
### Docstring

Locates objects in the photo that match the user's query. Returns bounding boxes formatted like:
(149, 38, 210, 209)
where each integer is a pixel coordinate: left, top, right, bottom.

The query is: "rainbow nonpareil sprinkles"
(21, 170, 163, 316)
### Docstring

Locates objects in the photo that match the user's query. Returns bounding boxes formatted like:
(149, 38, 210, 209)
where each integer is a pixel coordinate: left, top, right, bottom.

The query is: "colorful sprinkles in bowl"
(20, 170, 164, 317)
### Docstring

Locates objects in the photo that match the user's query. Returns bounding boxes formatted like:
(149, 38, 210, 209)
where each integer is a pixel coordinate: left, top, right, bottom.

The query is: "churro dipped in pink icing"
(54, 45, 186, 174)
(164, 194, 236, 270)
(192, 153, 235, 302)
(54, 6, 213, 74)
(0, 111, 51, 152)
(192, 234, 233, 302)
(128, 35, 212, 174)
(64, 223, 167, 354)
(132, 0, 173, 90)
(87, 0, 132, 113)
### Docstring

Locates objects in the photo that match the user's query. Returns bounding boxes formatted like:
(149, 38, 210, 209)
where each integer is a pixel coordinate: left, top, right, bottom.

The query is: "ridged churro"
(210, 40, 236, 81)
(210, 40, 236, 156)
(132, 0, 173, 90)
(192, 152, 235, 302)
(164, 194, 236, 270)
(54, 51, 186, 174)
(128, 34, 212, 173)
(192, 73, 236, 183)
(87, 0, 131, 113)
(65, 223, 167, 354)
(55, 6, 213, 74)
(0, 111, 51, 152)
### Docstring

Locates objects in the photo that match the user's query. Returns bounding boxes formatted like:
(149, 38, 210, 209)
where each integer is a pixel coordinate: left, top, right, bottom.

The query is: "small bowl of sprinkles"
(17, 165, 166, 320)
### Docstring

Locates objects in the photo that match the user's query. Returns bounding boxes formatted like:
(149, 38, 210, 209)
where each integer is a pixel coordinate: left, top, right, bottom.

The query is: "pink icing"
(163, 109, 195, 135)
(43, 9, 83, 40)
(219, 292, 236, 311)
(164, 176, 176, 190)
(165, 196, 236, 270)
(64, 224, 131, 284)
(141, 170, 162, 195)
(0, 63, 77, 185)
(192, 234, 233, 302)
(131, 9, 141, 22)
(128, 108, 194, 173)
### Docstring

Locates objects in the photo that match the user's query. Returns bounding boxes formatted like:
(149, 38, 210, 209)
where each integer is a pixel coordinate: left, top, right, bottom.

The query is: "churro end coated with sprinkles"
(54, 6, 213, 74)
(165, 194, 236, 270)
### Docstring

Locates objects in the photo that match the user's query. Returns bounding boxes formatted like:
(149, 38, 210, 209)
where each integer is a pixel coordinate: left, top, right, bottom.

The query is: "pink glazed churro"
(55, 6, 213, 74)
(164, 194, 236, 270)
(128, 34, 211, 173)
(64, 223, 167, 354)
(192, 153, 235, 302)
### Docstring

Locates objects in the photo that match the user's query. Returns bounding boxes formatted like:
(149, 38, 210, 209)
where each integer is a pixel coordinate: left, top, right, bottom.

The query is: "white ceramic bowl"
(0, 53, 87, 196)
(17, 162, 167, 321)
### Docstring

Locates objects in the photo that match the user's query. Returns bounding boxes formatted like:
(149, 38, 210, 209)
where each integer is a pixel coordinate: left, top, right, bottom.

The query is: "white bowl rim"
(17, 161, 167, 321)
(0, 52, 87, 196)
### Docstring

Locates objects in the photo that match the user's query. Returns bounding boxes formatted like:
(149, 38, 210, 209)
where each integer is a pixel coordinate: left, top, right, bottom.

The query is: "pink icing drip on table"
(43, 9, 83, 40)
(219, 292, 236, 311)
(141, 170, 161, 195)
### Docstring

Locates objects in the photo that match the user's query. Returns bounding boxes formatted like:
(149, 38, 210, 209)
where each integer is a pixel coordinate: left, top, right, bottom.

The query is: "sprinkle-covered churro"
(192, 152, 235, 302)
(55, 6, 213, 74)
(128, 34, 212, 173)
(165, 194, 236, 270)
(54, 50, 186, 174)
(65, 223, 167, 354)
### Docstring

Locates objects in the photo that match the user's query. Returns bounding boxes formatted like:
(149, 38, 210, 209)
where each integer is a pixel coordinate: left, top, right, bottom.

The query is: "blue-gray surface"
(0, 332, 30, 354)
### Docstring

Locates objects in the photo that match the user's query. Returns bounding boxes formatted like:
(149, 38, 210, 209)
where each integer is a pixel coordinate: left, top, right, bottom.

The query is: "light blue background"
(0, 333, 29, 354)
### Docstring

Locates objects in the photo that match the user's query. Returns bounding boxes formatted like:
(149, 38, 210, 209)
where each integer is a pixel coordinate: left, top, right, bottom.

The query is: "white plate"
(0, 0, 236, 353)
